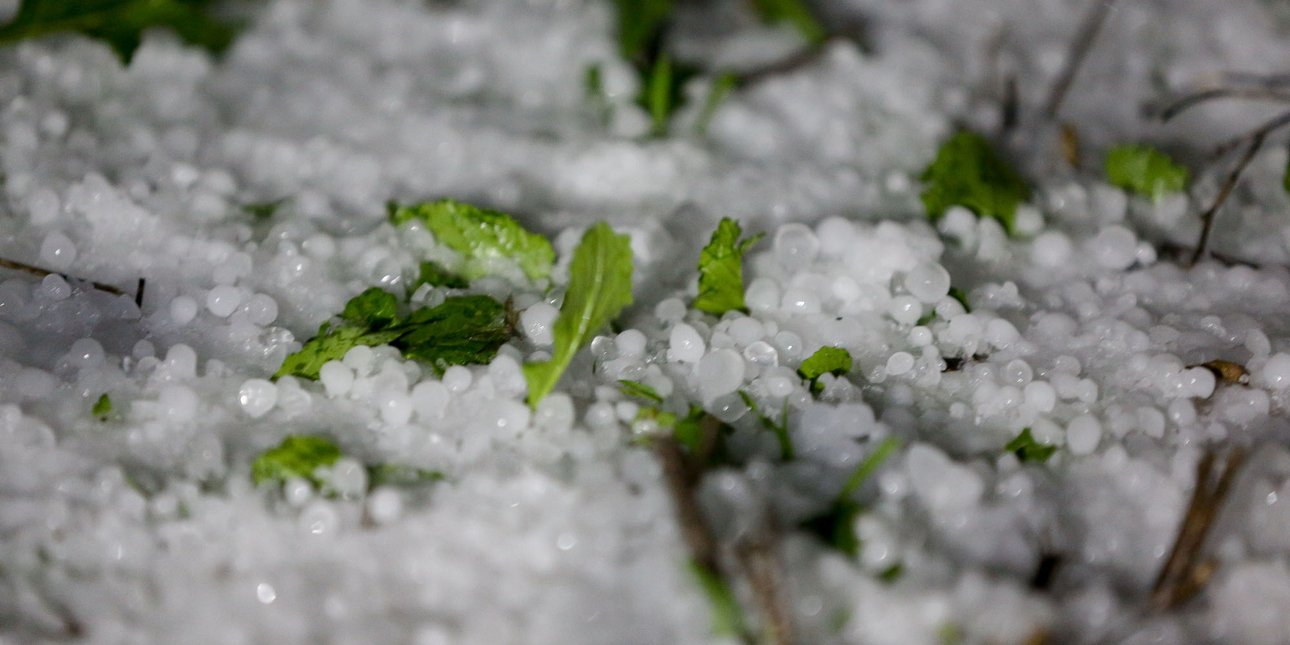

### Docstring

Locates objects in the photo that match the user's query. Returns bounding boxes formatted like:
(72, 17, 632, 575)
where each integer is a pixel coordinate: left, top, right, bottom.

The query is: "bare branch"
(1190, 132, 1266, 267)
(1158, 87, 1290, 122)
(1044, 0, 1120, 118)
(0, 256, 128, 298)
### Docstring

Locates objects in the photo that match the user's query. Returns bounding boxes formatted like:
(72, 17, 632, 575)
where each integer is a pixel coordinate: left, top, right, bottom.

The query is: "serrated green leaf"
(251, 435, 342, 488)
(394, 295, 511, 375)
(750, 0, 827, 44)
(91, 393, 112, 420)
(1104, 144, 1189, 201)
(390, 200, 555, 281)
(618, 379, 663, 404)
(1005, 427, 1056, 464)
(341, 287, 400, 328)
(920, 131, 1030, 234)
(797, 346, 853, 394)
(274, 323, 403, 381)
(523, 223, 634, 407)
(407, 261, 468, 294)
(0, 0, 239, 64)
(694, 218, 762, 315)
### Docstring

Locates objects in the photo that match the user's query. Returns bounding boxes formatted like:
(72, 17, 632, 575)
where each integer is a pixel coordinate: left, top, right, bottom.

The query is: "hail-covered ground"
(2, 0, 1290, 643)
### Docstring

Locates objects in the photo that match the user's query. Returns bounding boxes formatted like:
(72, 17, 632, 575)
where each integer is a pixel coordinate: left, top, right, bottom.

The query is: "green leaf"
(920, 131, 1030, 234)
(687, 560, 748, 638)
(612, 0, 674, 62)
(242, 198, 287, 221)
(524, 222, 634, 407)
(389, 199, 555, 281)
(366, 464, 445, 489)
(393, 295, 511, 375)
(694, 218, 763, 315)
(837, 436, 901, 500)
(803, 436, 900, 555)
(738, 390, 794, 460)
(0, 0, 239, 64)
(694, 72, 739, 136)
(91, 393, 112, 421)
(274, 323, 403, 381)
(251, 435, 342, 488)
(1283, 154, 1290, 195)
(878, 562, 904, 583)
(797, 346, 853, 393)
(618, 379, 663, 404)
(948, 286, 970, 311)
(1005, 428, 1057, 464)
(341, 287, 400, 328)
(750, 0, 827, 44)
(1105, 144, 1189, 201)
(671, 405, 708, 455)
(407, 261, 468, 293)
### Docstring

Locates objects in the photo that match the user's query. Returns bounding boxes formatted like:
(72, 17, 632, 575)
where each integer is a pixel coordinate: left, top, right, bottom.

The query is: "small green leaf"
(803, 436, 900, 555)
(524, 223, 634, 407)
(694, 218, 763, 315)
(91, 393, 113, 420)
(366, 464, 445, 489)
(618, 379, 663, 404)
(1005, 428, 1057, 464)
(251, 435, 342, 488)
(687, 560, 748, 638)
(408, 261, 468, 294)
(274, 323, 403, 381)
(838, 436, 901, 501)
(634, 405, 678, 432)
(341, 287, 400, 328)
(878, 562, 904, 583)
(694, 72, 739, 136)
(0, 0, 240, 65)
(920, 131, 1030, 234)
(1105, 144, 1189, 201)
(739, 390, 793, 460)
(671, 405, 708, 455)
(612, 0, 674, 62)
(798, 346, 853, 393)
(242, 198, 287, 221)
(749, 0, 827, 44)
(390, 200, 555, 281)
(394, 295, 511, 375)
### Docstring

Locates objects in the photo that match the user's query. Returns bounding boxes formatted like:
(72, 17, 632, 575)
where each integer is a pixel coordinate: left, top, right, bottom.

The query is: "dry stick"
(1043, 0, 1119, 118)
(1158, 86, 1290, 122)
(736, 534, 796, 645)
(1149, 446, 1247, 612)
(1209, 110, 1290, 160)
(1189, 132, 1265, 267)
(0, 256, 128, 297)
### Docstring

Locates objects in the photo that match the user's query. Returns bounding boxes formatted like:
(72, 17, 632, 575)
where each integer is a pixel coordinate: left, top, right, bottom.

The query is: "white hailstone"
(1091, 225, 1137, 270)
(585, 401, 617, 429)
(1066, 414, 1102, 455)
(410, 380, 450, 420)
(774, 223, 820, 271)
(1031, 231, 1072, 268)
(1182, 367, 1216, 399)
(158, 385, 199, 422)
(904, 261, 951, 303)
(780, 288, 821, 314)
(1004, 359, 1034, 385)
(302, 233, 336, 259)
(170, 296, 199, 325)
(745, 278, 781, 313)
(886, 352, 915, 376)
(66, 338, 105, 368)
(377, 392, 413, 425)
(26, 188, 60, 225)
(615, 329, 647, 357)
(743, 341, 778, 367)
(342, 345, 375, 375)
(947, 313, 984, 343)
(906, 444, 984, 510)
(535, 392, 575, 433)
(328, 458, 368, 499)
(319, 362, 354, 398)
(765, 374, 795, 397)
(366, 488, 403, 525)
(909, 326, 933, 346)
(1260, 353, 1290, 389)
(698, 349, 746, 402)
(165, 344, 198, 379)
(773, 331, 803, 359)
(815, 216, 854, 257)
(985, 318, 1020, 348)
(1024, 381, 1057, 413)
(614, 400, 639, 423)
(442, 365, 472, 392)
(283, 477, 314, 507)
(888, 295, 923, 325)
(520, 302, 558, 346)
(238, 379, 278, 418)
(830, 275, 861, 302)
(39, 231, 77, 270)
(16, 367, 56, 400)
(1013, 205, 1044, 236)
(728, 317, 763, 345)
(1137, 406, 1166, 438)
(668, 323, 705, 363)
(205, 285, 243, 318)
(654, 298, 687, 323)
(244, 294, 279, 326)
(299, 500, 340, 536)
(38, 274, 70, 301)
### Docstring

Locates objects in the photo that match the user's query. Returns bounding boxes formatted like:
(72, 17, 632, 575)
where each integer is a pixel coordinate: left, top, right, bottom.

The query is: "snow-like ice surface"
(1, 0, 1290, 643)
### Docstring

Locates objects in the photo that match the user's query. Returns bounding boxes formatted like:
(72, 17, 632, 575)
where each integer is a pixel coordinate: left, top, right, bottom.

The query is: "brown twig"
(1158, 87, 1290, 122)
(736, 534, 796, 645)
(735, 38, 837, 88)
(1209, 110, 1290, 160)
(1044, 0, 1120, 118)
(1190, 132, 1266, 267)
(1150, 446, 1247, 611)
(0, 256, 130, 298)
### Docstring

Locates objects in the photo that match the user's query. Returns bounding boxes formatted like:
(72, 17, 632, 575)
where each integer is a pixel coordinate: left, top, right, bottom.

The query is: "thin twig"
(135, 278, 146, 308)
(1190, 132, 1265, 267)
(736, 534, 796, 645)
(1209, 110, 1290, 160)
(1221, 71, 1290, 87)
(0, 256, 127, 297)
(1044, 0, 1120, 118)
(1158, 87, 1290, 122)
(735, 38, 837, 88)
(1150, 446, 1247, 611)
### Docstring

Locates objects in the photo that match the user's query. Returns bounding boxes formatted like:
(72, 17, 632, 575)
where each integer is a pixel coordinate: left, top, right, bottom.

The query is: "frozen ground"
(1, 0, 1290, 643)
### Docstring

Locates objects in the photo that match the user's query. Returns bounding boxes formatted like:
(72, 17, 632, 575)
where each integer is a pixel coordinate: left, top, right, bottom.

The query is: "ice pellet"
(238, 379, 278, 418)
